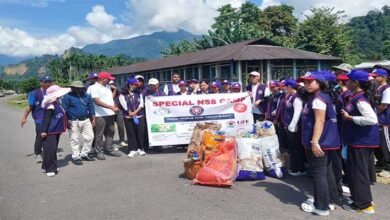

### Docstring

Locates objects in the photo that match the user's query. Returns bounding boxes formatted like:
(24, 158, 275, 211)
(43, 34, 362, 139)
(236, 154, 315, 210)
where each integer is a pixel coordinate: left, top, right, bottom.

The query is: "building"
(110, 39, 340, 86)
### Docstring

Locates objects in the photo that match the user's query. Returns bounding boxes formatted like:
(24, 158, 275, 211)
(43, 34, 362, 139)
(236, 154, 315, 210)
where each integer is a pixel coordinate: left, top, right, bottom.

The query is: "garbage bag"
(236, 138, 265, 181)
(259, 135, 286, 179)
(193, 136, 237, 187)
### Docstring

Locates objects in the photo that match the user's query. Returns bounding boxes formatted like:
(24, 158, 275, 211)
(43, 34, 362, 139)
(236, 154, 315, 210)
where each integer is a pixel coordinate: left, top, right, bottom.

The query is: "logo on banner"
(234, 103, 247, 113)
(189, 105, 204, 116)
(153, 107, 171, 116)
(226, 121, 236, 128)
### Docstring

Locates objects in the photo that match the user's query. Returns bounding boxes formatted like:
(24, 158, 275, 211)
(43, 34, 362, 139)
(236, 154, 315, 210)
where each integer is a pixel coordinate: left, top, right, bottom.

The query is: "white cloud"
(261, 0, 389, 19)
(259, 0, 280, 10)
(123, 0, 246, 35)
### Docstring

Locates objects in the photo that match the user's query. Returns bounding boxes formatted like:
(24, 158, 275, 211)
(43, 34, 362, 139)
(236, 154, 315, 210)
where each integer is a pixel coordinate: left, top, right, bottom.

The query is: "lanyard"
(129, 94, 137, 112)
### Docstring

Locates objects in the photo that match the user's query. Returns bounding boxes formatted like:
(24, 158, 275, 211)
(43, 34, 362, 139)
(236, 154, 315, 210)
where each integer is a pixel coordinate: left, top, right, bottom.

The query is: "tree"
(259, 5, 298, 46)
(294, 7, 349, 57)
(20, 77, 40, 93)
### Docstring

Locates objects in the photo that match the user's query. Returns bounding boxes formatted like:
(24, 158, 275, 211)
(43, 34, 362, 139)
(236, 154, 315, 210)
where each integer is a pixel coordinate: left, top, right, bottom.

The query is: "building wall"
(114, 59, 338, 88)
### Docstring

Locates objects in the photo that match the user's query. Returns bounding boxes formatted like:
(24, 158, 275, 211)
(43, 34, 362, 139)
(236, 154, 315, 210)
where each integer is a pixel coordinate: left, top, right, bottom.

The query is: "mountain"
(0, 55, 58, 78)
(0, 55, 31, 66)
(82, 29, 197, 59)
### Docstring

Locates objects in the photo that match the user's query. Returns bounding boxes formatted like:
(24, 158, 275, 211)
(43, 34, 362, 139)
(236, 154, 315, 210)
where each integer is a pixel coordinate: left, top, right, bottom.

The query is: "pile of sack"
(183, 121, 286, 187)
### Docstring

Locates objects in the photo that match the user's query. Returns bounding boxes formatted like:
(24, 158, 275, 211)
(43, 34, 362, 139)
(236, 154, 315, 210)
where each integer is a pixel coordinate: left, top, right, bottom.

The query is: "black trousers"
(41, 134, 60, 173)
(375, 127, 390, 171)
(286, 130, 305, 172)
(124, 117, 146, 152)
(34, 123, 43, 155)
(347, 147, 374, 209)
(328, 149, 343, 197)
(306, 150, 339, 210)
(275, 124, 288, 150)
(114, 111, 126, 142)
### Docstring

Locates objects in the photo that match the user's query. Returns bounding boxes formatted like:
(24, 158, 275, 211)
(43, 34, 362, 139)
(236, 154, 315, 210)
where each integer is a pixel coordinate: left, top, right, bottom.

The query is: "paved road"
(0, 96, 389, 220)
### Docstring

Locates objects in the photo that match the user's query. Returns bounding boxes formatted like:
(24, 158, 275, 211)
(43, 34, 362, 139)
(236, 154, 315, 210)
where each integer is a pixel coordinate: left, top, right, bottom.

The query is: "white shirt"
(288, 96, 303, 132)
(381, 87, 390, 104)
(312, 97, 327, 111)
(118, 94, 144, 118)
(163, 83, 180, 95)
(88, 82, 115, 117)
(352, 101, 378, 126)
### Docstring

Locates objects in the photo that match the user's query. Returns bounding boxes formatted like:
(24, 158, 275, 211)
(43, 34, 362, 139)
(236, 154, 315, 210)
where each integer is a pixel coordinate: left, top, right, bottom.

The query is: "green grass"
(5, 94, 28, 110)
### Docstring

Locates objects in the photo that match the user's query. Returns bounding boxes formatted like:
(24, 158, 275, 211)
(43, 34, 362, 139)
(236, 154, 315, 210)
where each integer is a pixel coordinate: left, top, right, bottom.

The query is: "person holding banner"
(146, 78, 166, 97)
(197, 80, 210, 95)
(209, 81, 221, 94)
(188, 79, 200, 94)
(119, 78, 147, 158)
(246, 71, 270, 122)
(164, 72, 181, 96)
(176, 81, 192, 95)
(231, 82, 241, 93)
(221, 80, 232, 93)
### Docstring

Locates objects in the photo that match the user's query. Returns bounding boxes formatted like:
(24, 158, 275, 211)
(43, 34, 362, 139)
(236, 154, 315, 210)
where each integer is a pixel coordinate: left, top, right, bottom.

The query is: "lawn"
(5, 94, 28, 110)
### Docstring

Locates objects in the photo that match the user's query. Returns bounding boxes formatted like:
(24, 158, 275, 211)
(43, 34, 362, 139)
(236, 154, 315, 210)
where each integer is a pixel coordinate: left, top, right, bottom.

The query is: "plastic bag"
(193, 136, 238, 187)
(236, 138, 265, 181)
(255, 120, 276, 137)
(202, 131, 224, 164)
(259, 135, 286, 179)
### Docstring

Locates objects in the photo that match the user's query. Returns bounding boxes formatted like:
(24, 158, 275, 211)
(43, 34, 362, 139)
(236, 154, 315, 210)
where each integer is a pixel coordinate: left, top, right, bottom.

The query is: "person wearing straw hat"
(62, 81, 96, 166)
(20, 75, 53, 163)
(40, 85, 71, 177)
(333, 63, 353, 75)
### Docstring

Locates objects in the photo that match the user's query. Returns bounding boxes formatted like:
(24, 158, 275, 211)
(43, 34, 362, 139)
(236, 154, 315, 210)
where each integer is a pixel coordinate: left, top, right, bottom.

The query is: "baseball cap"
(284, 79, 298, 88)
(40, 75, 53, 82)
(336, 74, 349, 81)
(371, 68, 388, 77)
(127, 78, 139, 85)
(88, 72, 98, 79)
(178, 80, 187, 87)
(222, 80, 231, 85)
(98, 71, 115, 80)
(231, 82, 241, 89)
(249, 71, 260, 77)
(321, 70, 336, 81)
(269, 80, 280, 88)
(210, 81, 221, 88)
(298, 71, 326, 82)
(347, 69, 369, 82)
(134, 75, 145, 81)
(333, 63, 353, 73)
(148, 78, 159, 85)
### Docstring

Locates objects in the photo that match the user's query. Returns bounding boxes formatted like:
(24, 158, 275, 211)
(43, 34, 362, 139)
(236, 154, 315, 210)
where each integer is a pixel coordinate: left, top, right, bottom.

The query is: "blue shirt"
(28, 88, 46, 124)
(62, 92, 95, 120)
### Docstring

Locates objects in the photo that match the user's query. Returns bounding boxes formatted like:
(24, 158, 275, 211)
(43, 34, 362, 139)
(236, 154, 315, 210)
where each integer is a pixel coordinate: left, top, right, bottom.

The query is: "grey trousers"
(94, 116, 115, 153)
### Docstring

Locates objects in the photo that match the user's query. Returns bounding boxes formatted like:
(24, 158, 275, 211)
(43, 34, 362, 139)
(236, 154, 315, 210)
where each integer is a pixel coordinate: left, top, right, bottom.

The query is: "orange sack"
(193, 137, 238, 187)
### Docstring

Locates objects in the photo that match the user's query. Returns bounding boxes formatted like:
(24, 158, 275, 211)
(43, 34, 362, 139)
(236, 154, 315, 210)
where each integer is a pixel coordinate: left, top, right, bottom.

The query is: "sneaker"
(113, 147, 119, 151)
(306, 198, 335, 211)
(301, 201, 329, 216)
(342, 186, 350, 194)
(119, 141, 128, 147)
(342, 196, 353, 205)
(378, 170, 390, 178)
(46, 172, 56, 177)
(96, 153, 106, 160)
(288, 171, 306, 176)
(106, 151, 121, 157)
(127, 150, 138, 158)
(343, 204, 375, 214)
(34, 154, 43, 163)
(81, 156, 96, 161)
(138, 149, 146, 156)
(72, 159, 83, 165)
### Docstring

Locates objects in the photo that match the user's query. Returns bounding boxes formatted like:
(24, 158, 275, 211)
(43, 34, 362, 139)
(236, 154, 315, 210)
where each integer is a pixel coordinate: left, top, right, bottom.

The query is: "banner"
(145, 93, 254, 146)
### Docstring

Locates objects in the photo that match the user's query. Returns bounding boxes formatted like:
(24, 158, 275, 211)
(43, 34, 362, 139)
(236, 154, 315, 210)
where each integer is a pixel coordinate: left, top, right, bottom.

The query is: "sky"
(0, 0, 388, 57)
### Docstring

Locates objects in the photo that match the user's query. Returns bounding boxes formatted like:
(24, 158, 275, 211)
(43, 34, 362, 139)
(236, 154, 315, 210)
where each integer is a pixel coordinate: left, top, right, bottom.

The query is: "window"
(270, 59, 294, 80)
(220, 64, 231, 80)
(296, 60, 318, 77)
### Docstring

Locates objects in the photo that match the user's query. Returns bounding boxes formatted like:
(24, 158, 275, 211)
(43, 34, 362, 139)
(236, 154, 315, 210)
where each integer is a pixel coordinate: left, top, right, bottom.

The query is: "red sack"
(193, 137, 237, 187)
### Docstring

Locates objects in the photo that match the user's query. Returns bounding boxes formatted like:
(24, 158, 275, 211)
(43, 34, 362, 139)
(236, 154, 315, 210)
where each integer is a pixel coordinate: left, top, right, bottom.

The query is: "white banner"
(145, 93, 254, 146)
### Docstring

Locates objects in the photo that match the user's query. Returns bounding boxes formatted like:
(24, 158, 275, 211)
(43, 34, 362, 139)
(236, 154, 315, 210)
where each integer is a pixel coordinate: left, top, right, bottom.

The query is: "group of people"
(19, 64, 390, 216)
(246, 64, 390, 216)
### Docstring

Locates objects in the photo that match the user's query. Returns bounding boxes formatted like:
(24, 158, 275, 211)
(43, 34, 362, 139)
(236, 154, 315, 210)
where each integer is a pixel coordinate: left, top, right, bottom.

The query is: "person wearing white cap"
(246, 71, 270, 122)
(40, 85, 71, 177)
(146, 78, 166, 96)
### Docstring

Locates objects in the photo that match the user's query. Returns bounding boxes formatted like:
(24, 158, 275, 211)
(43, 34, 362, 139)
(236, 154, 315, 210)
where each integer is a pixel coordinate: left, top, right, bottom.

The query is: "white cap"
(109, 80, 115, 85)
(135, 75, 144, 80)
(249, 71, 260, 77)
(148, 78, 159, 85)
